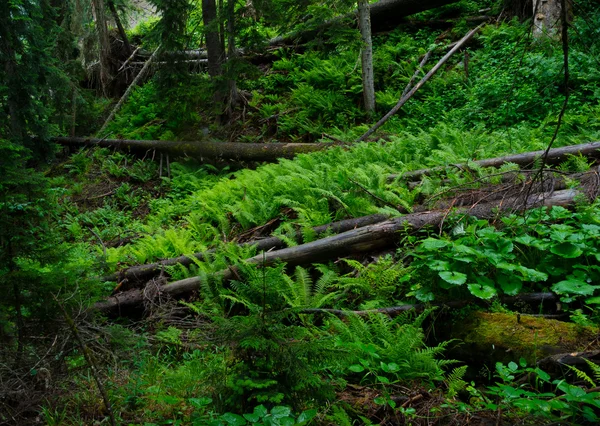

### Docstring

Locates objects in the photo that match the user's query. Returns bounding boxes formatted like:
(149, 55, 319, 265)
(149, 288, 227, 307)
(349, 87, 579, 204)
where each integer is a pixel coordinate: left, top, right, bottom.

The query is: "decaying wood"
(357, 24, 484, 142)
(98, 46, 161, 135)
(101, 213, 389, 284)
(300, 293, 558, 316)
(95, 188, 582, 313)
(52, 137, 330, 162)
(389, 141, 600, 182)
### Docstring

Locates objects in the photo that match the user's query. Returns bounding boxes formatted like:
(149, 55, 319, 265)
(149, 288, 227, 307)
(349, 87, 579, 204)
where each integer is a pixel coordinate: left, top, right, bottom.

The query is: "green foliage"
(407, 204, 600, 304)
(329, 310, 452, 385)
(481, 359, 600, 424)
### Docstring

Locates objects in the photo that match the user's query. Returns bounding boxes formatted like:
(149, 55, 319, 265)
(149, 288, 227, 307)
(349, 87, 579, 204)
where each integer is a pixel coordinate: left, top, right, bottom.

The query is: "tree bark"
(203, 0, 226, 78)
(102, 213, 389, 284)
(52, 136, 331, 162)
(107, 0, 132, 56)
(91, 0, 112, 96)
(95, 188, 582, 313)
(358, 0, 375, 115)
(388, 141, 600, 181)
(226, 0, 239, 115)
(532, 0, 567, 39)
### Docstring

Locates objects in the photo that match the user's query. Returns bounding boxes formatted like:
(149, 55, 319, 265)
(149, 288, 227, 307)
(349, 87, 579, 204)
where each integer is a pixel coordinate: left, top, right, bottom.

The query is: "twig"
(87, 226, 107, 261)
(118, 46, 141, 72)
(349, 178, 402, 212)
(98, 44, 161, 136)
(357, 24, 484, 142)
(525, 0, 570, 203)
(401, 48, 434, 98)
(53, 296, 117, 426)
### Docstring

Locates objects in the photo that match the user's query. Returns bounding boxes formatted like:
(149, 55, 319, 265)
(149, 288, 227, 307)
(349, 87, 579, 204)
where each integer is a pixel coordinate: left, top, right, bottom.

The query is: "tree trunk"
(226, 0, 239, 115)
(107, 0, 132, 56)
(52, 136, 331, 162)
(102, 213, 389, 284)
(270, 0, 461, 46)
(358, 0, 375, 115)
(95, 188, 582, 313)
(91, 0, 112, 96)
(532, 0, 563, 39)
(388, 141, 600, 181)
(203, 0, 226, 78)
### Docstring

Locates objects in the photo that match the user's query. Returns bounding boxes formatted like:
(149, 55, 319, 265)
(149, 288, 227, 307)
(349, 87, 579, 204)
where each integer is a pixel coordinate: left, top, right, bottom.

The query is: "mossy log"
(102, 213, 389, 284)
(449, 312, 599, 366)
(53, 137, 330, 162)
(389, 141, 600, 181)
(95, 188, 580, 314)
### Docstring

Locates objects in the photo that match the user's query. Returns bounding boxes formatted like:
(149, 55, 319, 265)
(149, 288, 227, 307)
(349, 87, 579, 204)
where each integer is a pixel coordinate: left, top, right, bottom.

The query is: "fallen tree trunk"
(52, 137, 330, 162)
(358, 24, 484, 142)
(102, 213, 389, 284)
(95, 188, 580, 313)
(300, 293, 558, 316)
(389, 141, 600, 181)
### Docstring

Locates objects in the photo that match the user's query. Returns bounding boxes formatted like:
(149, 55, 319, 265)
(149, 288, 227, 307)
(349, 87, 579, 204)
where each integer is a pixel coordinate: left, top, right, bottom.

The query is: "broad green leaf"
(508, 361, 518, 372)
(348, 364, 365, 373)
(253, 405, 268, 418)
(244, 413, 261, 423)
(552, 279, 599, 296)
(297, 409, 317, 424)
(189, 397, 212, 408)
(586, 296, 600, 305)
(426, 259, 450, 271)
(421, 238, 450, 250)
(222, 413, 246, 426)
(468, 283, 497, 299)
(439, 271, 467, 285)
(498, 274, 522, 295)
(271, 406, 291, 418)
(550, 242, 583, 258)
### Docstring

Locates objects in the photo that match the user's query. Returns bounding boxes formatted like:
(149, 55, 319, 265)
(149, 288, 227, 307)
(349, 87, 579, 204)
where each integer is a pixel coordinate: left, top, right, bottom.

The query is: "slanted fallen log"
(102, 213, 389, 284)
(358, 24, 484, 142)
(52, 137, 331, 162)
(389, 141, 600, 182)
(95, 188, 581, 313)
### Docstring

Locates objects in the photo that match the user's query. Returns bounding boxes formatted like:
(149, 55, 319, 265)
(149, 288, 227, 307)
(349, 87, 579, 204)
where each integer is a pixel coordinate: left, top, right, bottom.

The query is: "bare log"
(95, 189, 581, 313)
(389, 141, 600, 182)
(52, 137, 330, 162)
(102, 213, 389, 283)
(357, 24, 484, 142)
(300, 293, 558, 316)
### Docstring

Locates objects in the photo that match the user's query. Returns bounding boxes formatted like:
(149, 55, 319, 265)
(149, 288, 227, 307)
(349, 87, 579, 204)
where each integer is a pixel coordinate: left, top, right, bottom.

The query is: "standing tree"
(358, 0, 375, 115)
(91, 0, 113, 95)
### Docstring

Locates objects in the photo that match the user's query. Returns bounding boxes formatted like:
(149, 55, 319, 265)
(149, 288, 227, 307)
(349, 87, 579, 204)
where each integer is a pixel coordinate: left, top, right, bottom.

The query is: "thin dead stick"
(357, 23, 484, 142)
(98, 45, 161, 136)
(54, 296, 117, 426)
(401, 48, 434, 98)
(118, 46, 141, 72)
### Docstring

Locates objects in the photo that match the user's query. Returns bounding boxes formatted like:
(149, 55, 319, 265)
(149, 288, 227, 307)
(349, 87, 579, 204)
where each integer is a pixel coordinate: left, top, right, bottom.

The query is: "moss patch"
(453, 312, 599, 365)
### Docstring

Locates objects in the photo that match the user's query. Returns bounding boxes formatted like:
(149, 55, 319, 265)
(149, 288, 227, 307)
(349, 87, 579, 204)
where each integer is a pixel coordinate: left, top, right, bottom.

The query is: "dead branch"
(357, 24, 484, 142)
(389, 141, 600, 182)
(95, 189, 582, 314)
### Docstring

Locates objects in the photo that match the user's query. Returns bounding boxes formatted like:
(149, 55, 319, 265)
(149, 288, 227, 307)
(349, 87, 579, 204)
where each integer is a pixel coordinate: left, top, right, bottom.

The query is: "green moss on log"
(454, 312, 598, 365)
